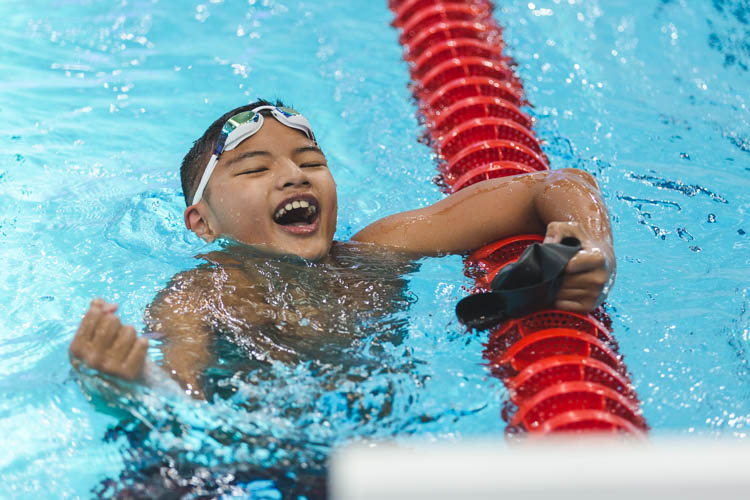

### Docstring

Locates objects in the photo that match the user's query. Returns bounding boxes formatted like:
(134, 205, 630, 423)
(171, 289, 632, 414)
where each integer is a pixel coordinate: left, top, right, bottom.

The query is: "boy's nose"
(276, 159, 311, 189)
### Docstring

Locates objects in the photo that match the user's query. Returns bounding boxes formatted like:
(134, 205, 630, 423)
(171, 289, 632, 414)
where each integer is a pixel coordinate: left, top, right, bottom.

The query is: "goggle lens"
(276, 106, 300, 118)
(223, 110, 260, 133)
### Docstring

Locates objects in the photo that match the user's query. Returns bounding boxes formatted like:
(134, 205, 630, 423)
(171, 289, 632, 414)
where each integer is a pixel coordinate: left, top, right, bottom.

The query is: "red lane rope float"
(425, 76, 523, 112)
(429, 95, 532, 135)
(405, 21, 503, 61)
(508, 382, 647, 433)
(508, 355, 637, 402)
(488, 311, 617, 350)
(438, 117, 544, 158)
(416, 57, 518, 97)
(399, 4, 492, 43)
(537, 409, 647, 435)
(444, 139, 549, 184)
(467, 234, 545, 272)
(411, 39, 506, 80)
(393, 0, 492, 27)
(388, 0, 647, 436)
(485, 328, 624, 380)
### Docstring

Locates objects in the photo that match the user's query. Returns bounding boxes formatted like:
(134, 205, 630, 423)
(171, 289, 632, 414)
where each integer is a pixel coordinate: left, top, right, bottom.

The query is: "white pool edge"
(329, 436, 750, 500)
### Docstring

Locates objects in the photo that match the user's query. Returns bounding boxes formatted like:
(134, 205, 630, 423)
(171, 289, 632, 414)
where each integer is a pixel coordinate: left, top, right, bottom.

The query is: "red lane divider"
(393, 0, 493, 28)
(445, 139, 549, 183)
(508, 355, 637, 402)
(425, 76, 523, 113)
(467, 234, 545, 273)
(388, 0, 647, 436)
(405, 20, 502, 60)
(485, 328, 624, 378)
(410, 39, 507, 80)
(536, 409, 647, 435)
(438, 117, 543, 158)
(429, 95, 532, 135)
(416, 57, 518, 97)
(488, 310, 617, 349)
(509, 381, 647, 433)
(399, 3, 492, 43)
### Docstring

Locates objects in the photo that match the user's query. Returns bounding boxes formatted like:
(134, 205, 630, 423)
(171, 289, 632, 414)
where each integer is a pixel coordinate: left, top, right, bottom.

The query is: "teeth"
(274, 199, 317, 222)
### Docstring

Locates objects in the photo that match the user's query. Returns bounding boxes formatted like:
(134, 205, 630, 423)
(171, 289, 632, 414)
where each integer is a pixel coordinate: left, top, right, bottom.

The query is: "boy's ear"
(184, 203, 218, 242)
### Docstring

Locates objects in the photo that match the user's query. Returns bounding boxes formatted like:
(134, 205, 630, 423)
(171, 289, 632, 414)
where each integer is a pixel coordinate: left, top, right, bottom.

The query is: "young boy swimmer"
(69, 99, 615, 398)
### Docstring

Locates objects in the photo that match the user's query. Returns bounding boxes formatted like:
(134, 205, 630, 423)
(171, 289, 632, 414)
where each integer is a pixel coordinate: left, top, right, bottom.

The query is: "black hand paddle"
(456, 237, 582, 329)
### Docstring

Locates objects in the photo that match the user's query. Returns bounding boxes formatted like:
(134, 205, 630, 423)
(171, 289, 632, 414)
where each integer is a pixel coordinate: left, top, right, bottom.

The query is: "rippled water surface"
(1, 0, 748, 498)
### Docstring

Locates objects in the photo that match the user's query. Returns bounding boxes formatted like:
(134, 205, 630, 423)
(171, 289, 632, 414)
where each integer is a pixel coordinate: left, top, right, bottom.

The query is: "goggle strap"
(214, 132, 228, 155)
(192, 153, 219, 205)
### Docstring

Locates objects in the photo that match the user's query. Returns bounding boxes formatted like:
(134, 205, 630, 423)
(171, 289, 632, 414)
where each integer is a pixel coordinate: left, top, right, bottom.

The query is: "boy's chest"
(211, 265, 407, 342)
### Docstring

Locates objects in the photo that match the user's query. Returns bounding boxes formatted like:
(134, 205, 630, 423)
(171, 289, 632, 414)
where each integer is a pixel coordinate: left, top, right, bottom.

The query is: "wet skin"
(70, 116, 616, 398)
(144, 243, 417, 396)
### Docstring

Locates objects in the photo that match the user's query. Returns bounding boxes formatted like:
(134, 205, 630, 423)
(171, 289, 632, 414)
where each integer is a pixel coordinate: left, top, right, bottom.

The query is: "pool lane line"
(388, 0, 648, 436)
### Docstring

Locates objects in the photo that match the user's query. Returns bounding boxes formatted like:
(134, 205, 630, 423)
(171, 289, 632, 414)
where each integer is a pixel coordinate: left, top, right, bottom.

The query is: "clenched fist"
(544, 221, 616, 313)
(69, 299, 148, 381)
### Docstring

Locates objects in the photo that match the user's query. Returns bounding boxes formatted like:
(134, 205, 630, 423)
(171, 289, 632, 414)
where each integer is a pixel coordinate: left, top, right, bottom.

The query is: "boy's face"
(192, 116, 338, 261)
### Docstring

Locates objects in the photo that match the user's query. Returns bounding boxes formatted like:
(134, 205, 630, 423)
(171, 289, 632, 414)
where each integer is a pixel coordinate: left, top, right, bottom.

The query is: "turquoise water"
(1, 0, 748, 497)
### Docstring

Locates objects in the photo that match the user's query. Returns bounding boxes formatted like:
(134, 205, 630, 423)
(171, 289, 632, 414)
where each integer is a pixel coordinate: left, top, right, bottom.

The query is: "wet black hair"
(180, 98, 288, 206)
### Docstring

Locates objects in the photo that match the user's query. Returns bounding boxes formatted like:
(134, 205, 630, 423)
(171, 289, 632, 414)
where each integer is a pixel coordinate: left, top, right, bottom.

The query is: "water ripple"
(627, 173, 729, 203)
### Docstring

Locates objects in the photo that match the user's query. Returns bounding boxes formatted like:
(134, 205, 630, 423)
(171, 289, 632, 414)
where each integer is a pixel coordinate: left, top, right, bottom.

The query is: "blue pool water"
(1, 0, 748, 497)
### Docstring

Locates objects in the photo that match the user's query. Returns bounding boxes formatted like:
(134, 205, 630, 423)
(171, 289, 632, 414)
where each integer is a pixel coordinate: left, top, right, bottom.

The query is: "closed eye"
(300, 162, 327, 168)
(237, 167, 268, 175)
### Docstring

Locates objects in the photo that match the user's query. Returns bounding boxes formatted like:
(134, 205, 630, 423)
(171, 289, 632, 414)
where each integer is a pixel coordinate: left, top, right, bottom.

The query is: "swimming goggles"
(191, 105, 316, 205)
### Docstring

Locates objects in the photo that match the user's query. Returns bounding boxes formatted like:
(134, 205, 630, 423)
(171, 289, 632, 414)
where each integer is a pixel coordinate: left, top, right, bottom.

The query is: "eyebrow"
(293, 146, 325, 156)
(224, 151, 270, 168)
(223, 146, 325, 168)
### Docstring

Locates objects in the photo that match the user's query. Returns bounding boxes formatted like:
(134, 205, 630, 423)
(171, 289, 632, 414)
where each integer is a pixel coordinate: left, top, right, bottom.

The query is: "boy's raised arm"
(352, 168, 615, 313)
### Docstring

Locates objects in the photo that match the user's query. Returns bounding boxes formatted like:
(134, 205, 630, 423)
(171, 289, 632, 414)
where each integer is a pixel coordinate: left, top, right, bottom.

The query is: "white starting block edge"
(329, 435, 750, 500)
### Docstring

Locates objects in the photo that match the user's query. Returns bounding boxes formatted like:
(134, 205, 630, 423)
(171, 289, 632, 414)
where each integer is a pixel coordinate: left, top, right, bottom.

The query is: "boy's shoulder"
(156, 251, 241, 297)
(145, 251, 266, 328)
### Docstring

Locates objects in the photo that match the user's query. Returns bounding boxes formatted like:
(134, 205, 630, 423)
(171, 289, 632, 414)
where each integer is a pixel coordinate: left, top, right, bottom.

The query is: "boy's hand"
(69, 299, 148, 381)
(543, 221, 615, 313)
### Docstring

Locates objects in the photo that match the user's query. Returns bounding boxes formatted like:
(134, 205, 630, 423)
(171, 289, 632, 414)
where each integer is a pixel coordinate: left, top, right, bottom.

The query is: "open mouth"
(273, 195, 319, 227)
